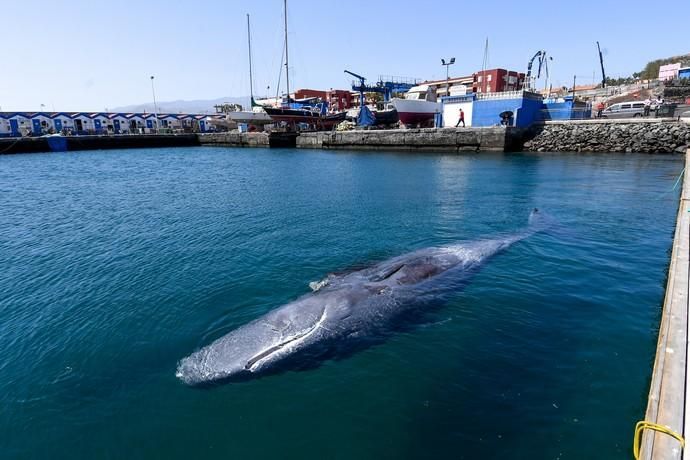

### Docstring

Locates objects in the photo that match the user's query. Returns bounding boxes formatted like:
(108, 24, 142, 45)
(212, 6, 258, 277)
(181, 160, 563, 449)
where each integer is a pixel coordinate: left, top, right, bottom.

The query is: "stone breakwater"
(523, 121, 690, 153)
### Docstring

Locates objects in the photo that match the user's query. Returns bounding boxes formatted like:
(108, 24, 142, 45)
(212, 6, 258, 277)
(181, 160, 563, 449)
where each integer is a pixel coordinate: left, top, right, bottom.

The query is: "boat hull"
(264, 107, 320, 124)
(390, 99, 439, 126)
(265, 107, 346, 130)
(227, 111, 273, 125)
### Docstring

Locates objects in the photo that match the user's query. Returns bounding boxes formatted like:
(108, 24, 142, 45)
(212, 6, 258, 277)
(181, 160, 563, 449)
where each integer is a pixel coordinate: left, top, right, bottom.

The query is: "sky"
(2, 0, 689, 112)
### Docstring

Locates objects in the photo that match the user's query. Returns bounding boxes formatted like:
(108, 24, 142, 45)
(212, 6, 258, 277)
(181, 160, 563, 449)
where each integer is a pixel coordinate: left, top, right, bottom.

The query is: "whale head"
(176, 293, 341, 386)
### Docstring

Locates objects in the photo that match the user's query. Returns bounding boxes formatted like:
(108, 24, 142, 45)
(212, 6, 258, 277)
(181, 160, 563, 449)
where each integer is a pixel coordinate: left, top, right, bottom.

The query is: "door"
(9, 119, 19, 136)
(146, 119, 153, 129)
(199, 120, 206, 132)
(113, 119, 121, 133)
(94, 119, 102, 132)
(32, 119, 42, 135)
(54, 119, 63, 132)
(75, 119, 83, 132)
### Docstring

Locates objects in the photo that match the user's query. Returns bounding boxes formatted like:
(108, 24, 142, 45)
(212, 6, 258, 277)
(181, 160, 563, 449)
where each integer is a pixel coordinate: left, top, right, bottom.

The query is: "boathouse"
(108, 113, 129, 134)
(0, 111, 213, 137)
(29, 113, 54, 135)
(51, 113, 74, 133)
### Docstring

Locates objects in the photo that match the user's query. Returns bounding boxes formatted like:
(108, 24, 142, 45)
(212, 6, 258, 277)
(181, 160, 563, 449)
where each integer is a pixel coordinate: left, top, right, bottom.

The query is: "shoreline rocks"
(523, 122, 690, 153)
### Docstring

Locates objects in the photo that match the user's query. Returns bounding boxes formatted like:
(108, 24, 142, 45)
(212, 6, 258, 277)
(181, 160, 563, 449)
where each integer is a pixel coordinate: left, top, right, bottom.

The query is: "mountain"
(111, 96, 251, 114)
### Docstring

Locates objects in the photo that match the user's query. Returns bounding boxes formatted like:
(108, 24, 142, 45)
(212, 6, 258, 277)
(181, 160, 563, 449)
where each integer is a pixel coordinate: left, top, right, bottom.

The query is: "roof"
(423, 75, 473, 85)
(573, 84, 600, 91)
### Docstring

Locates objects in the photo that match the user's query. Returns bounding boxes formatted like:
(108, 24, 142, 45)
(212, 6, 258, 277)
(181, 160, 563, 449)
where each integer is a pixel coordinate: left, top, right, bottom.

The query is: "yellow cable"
(634, 420, 685, 459)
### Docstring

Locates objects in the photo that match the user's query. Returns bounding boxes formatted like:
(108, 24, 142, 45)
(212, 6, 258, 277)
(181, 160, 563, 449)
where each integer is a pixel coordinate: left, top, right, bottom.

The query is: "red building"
(473, 69, 525, 93)
(293, 88, 354, 111)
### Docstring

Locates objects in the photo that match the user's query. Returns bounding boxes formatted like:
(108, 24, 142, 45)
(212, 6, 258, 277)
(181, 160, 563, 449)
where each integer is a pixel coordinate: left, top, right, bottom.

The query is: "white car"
(600, 101, 646, 119)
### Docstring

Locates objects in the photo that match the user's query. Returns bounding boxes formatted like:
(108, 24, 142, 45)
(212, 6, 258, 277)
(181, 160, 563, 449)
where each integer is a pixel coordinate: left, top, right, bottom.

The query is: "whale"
(176, 209, 548, 386)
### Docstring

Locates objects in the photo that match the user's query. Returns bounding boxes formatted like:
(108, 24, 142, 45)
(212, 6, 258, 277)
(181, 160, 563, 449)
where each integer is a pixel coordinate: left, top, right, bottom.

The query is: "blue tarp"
(358, 106, 376, 126)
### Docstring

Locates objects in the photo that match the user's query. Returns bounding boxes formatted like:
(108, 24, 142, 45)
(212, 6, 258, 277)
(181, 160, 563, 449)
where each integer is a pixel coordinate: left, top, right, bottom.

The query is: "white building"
(659, 63, 681, 81)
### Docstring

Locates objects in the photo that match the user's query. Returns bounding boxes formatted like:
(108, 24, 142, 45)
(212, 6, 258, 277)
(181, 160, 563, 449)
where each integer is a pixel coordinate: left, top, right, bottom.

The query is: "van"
(600, 101, 646, 119)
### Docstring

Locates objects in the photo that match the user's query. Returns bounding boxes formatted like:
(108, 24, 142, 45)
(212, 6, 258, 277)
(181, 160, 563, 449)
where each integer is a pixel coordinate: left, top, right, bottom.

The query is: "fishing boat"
(390, 85, 440, 127)
(264, 106, 346, 129)
(373, 104, 399, 126)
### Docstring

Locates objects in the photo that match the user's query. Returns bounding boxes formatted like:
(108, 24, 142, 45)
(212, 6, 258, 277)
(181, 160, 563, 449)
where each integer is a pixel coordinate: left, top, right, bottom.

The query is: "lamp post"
(150, 76, 159, 133)
(441, 57, 456, 98)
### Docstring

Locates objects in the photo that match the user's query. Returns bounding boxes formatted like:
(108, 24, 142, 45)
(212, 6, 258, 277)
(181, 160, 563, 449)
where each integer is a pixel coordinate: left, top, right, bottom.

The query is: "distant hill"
(639, 53, 690, 79)
(111, 96, 251, 114)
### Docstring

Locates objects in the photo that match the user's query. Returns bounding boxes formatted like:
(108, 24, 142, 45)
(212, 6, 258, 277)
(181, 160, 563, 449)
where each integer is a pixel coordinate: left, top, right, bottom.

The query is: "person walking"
(643, 97, 651, 117)
(596, 101, 605, 118)
(455, 108, 465, 127)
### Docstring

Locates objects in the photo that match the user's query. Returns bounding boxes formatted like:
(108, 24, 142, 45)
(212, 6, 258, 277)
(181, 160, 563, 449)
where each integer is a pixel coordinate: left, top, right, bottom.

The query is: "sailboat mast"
(246, 14, 254, 104)
(283, 0, 290, 104)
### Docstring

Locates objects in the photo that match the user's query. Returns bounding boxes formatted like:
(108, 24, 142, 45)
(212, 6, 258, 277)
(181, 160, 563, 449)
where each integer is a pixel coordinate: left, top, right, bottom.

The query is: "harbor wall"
(523, 120, 690, 153)
(296, 127, 525, 152)
(0, 134, 199, 154)
(197, 132, 270, 148)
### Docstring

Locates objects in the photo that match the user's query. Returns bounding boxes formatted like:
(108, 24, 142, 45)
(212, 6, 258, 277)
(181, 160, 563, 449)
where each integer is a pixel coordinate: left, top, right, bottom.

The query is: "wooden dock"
(639, 148, 690, 459)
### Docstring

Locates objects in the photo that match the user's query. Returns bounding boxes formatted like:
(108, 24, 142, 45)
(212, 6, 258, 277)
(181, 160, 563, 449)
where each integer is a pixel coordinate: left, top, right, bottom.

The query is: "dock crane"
(344, 70, 369, 107)
(597, 41, 606, 87)
(525, 50, 547, 90)
(344, 70, 420, 103)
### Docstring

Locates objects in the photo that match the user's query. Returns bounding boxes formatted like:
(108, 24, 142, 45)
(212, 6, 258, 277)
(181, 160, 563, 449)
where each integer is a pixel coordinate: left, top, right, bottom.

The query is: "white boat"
(226, 107, 273, 125)
(390, 85, 440, 127)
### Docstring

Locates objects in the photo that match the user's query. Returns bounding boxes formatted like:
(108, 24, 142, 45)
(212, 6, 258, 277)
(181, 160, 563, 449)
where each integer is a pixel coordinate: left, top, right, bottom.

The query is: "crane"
(525, 51, 544, 90)
(597, 41, 606, 88)
(344, 70, 368, 107)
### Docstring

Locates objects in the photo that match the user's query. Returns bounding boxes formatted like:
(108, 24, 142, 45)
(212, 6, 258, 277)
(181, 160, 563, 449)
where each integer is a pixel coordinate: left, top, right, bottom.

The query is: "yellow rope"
(633, 420, 685, 459)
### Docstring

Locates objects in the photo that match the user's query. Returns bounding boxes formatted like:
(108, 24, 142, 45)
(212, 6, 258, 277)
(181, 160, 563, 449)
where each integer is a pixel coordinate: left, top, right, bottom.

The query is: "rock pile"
(523, 122, 690, 153)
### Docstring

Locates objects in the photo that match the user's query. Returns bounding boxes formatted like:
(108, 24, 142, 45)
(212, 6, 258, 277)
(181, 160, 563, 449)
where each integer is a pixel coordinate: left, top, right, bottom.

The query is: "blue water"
(0, 147, 682, 459)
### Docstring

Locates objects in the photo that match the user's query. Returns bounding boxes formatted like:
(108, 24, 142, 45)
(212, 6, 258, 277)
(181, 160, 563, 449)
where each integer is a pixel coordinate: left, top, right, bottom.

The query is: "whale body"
(176, 210, 546, 386)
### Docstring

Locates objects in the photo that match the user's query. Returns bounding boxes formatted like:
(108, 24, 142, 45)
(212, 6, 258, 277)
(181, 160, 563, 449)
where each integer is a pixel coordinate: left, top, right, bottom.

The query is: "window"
(477, 75, 483, 82)
(487, 75, 492, 82)
(621, 104, 632, 109)
(632, 103, 644, 108)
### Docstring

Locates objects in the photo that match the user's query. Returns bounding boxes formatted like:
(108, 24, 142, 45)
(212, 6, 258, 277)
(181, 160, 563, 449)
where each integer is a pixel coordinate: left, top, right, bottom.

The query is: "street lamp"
(441, 57, 456, 98)
(150, 76, 159, 133)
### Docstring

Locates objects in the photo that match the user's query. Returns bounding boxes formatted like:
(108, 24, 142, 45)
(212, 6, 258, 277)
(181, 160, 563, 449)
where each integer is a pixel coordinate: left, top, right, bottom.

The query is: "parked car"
(600, 101, 646, 119)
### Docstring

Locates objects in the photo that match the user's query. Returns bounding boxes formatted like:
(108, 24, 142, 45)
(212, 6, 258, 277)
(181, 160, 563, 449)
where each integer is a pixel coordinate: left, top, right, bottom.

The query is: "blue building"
(441, 90, 591, 128)
(679, 67, 690, 81)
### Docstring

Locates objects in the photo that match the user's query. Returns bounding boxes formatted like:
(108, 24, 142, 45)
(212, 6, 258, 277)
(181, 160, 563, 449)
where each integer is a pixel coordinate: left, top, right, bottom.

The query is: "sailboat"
(225, 14, 272, 127)
(263, 0, 346, 130)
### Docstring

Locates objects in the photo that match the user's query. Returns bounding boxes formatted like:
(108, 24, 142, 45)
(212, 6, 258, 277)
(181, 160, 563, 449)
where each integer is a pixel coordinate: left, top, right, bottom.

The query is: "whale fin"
(309, 277, 331, 292)
(369, 263, 405, 282)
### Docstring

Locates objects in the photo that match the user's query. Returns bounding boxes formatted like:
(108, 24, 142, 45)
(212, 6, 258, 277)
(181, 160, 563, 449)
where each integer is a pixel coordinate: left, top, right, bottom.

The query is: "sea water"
(0, 147, 682, 459)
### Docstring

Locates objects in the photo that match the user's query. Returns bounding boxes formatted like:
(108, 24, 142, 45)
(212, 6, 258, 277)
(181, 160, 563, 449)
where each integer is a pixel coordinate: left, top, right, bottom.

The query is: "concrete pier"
(197, 132, 269, 148)
(296, 127, 525, 152)
(639, 149, 690, 459)
(0, 134, 199, 154)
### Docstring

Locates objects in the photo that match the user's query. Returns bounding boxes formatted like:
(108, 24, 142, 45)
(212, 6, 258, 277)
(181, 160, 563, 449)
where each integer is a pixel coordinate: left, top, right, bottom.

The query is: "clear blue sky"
(2, 0, 689, 112)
